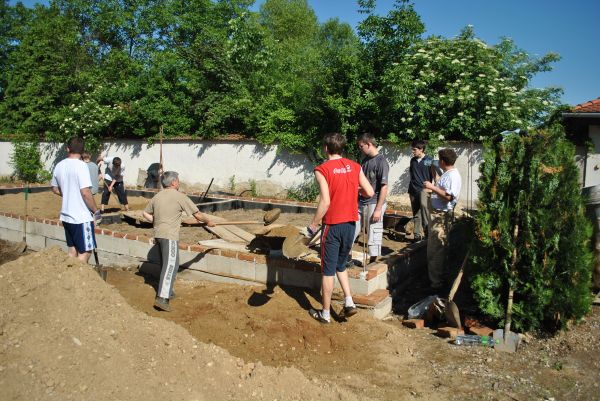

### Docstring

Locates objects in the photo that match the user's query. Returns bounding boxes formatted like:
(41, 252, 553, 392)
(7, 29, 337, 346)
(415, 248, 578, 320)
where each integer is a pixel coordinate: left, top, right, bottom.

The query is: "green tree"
(381, 27, 562, 145)
(470, 128, 593, 333)
(356, 0, 424, 136)
(10, 141, 51, 183)
(0, 3, 92, 139)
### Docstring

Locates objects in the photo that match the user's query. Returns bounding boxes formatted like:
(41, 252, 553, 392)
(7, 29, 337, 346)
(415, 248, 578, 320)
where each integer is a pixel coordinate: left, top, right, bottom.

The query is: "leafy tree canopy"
(0, 0, 566, 157)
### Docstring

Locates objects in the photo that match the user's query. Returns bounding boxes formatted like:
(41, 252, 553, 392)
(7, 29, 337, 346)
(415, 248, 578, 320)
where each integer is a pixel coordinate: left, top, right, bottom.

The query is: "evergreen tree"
(470, 128, 593, 333)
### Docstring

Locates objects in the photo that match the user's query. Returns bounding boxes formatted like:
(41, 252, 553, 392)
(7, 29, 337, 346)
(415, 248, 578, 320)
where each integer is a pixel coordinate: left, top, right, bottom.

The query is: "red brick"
(352, 289, 389, 306)
(220, 249, 237, 259)
(402, 319, 425, 329)
(124, 233, 137, 240)
(113, 232, 126, 238)
(467, 326, 493, 337)
(94, 228, 102, 234)
(368, 262, 388, 275)
(237, 253, 256, 262)
(178, 243, 190, 251)
(437, 327, 465, 339)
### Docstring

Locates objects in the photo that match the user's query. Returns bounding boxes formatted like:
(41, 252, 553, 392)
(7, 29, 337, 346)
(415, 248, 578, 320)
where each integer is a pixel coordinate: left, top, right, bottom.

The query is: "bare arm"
(371, 184, 388, 223)
(142, 211, 153, 223)
(358, 170, 374, 199)
(309, 171, 330, 231)
(52, 186, 62, 196)
(423, 181, 453, 201)
(80, 187, 98, 213)
(193, 211, 215, 227)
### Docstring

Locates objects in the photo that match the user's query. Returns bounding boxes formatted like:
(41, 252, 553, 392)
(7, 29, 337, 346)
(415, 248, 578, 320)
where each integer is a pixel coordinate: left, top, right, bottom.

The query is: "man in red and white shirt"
(307, 133, 374, 324)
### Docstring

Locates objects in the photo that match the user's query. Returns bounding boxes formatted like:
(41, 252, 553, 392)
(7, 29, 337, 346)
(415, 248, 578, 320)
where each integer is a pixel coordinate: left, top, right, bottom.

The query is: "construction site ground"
(1, 191, 599, 401)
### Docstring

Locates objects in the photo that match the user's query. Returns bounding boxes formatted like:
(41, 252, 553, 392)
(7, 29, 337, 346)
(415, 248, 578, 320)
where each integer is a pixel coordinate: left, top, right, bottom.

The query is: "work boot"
(154, 297, 171, 312)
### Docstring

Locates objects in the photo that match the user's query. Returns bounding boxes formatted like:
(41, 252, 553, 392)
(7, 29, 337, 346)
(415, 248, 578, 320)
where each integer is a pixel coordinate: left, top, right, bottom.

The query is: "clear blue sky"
(296, 0, 600, 106)
(9, 0, 600, 106)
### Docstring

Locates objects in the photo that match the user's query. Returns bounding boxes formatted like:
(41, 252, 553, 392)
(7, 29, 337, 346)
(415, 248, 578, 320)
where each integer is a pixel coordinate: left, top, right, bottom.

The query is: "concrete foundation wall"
(0, 207, 393, 317)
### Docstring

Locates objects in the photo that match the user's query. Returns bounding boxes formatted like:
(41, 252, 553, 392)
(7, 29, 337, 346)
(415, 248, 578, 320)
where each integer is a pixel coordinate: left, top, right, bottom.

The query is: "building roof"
(573, 97, 600, 113)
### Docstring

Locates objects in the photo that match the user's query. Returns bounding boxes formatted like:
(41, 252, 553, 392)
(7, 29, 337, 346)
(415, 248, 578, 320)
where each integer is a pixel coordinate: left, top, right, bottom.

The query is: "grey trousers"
(156, 238, 179, 299)
(354, 202, 387, 257)
(410, 190, 430, 238)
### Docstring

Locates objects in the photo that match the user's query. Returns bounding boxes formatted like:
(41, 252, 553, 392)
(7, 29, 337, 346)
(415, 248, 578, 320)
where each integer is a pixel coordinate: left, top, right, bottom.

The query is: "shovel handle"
(448, 252, 469, 301)
(213, 220, 264, 226)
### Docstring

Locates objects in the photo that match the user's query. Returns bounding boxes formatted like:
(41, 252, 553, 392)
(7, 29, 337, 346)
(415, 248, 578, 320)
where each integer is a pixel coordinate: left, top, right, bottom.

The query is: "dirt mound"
(0, 247, 368, 401)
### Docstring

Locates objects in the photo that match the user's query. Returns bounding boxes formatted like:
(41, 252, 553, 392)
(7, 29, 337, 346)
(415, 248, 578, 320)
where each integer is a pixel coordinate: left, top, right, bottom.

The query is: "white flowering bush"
(381, 27, 561, 144)
(51, 83, 127, 146)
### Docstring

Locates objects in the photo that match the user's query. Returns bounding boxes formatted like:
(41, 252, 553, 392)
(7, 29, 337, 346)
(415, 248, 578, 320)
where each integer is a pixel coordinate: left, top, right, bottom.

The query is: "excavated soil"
(1, 190, 600, 400)
(0, 241, 599, 401)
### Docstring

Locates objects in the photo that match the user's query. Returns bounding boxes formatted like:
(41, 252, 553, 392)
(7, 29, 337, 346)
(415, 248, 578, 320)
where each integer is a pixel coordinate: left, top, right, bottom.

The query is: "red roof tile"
(573, 98, 600, 113)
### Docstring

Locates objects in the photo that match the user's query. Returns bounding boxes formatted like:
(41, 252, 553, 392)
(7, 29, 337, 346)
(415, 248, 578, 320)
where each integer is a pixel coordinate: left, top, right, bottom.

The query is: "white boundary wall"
(0, 137, 592, 205)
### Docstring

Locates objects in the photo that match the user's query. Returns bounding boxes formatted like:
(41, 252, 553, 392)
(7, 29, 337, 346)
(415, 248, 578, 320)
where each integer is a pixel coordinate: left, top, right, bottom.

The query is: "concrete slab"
(24, 232, 46, 250)
(0, 227, 24, 242)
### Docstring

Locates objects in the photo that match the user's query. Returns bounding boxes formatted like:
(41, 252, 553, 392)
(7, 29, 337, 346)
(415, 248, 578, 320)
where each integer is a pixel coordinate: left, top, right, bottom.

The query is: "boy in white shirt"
(423, 148, 462, 291)
(51, 137, 101, 263)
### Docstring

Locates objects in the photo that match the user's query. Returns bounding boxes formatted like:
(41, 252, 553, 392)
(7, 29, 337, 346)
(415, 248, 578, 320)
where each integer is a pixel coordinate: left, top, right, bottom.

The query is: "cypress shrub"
(470, 128, 593, 333)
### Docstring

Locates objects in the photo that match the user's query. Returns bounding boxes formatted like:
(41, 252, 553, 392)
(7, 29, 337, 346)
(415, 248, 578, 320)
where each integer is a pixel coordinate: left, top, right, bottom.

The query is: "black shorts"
(320, 221, 356, 276)
(63, 221, 96, 253)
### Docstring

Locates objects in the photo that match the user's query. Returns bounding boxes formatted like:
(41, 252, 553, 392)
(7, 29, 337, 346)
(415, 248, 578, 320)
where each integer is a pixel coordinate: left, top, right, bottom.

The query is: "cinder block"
(46, 238, 67, 251)
(254, 262, 277, 284)
(348, 276, 370, 295)
(28, 221, 56, 239)
(96, 234, 131, 255)
(125, 239, 154, 259)
(25, 232, 46, 250)
(437, 326, 465, 339)
(0, 227, 24, 242)
(371, 296, 392, 320)
(0, 215, 24, 231)
(178, 268, 259, 287)
(278, 267, 320, 289)
(402, 319, 425, 329)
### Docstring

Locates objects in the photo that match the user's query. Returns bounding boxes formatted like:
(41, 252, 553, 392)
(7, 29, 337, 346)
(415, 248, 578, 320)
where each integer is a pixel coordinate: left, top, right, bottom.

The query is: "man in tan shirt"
(143, 171, 215, 311)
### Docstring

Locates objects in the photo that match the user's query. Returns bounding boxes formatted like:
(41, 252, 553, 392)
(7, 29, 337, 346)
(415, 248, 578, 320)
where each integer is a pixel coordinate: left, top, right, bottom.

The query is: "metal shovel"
(495, 224, 521, 353)
(441, 253, 468, 328)
(93, 248, 108, 281)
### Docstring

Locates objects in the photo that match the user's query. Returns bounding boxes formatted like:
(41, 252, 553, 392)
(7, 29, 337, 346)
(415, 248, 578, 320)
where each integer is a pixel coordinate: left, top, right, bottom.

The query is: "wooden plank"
(198, 239, 249, 252)
(181, 213, 250, 242)
(204, 213, 256, 243)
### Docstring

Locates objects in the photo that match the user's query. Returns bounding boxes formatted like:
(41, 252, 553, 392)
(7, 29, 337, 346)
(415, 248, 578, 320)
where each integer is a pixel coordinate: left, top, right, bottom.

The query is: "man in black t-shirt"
(408, 140, 434, 241)
(353, 133, 390, 265)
